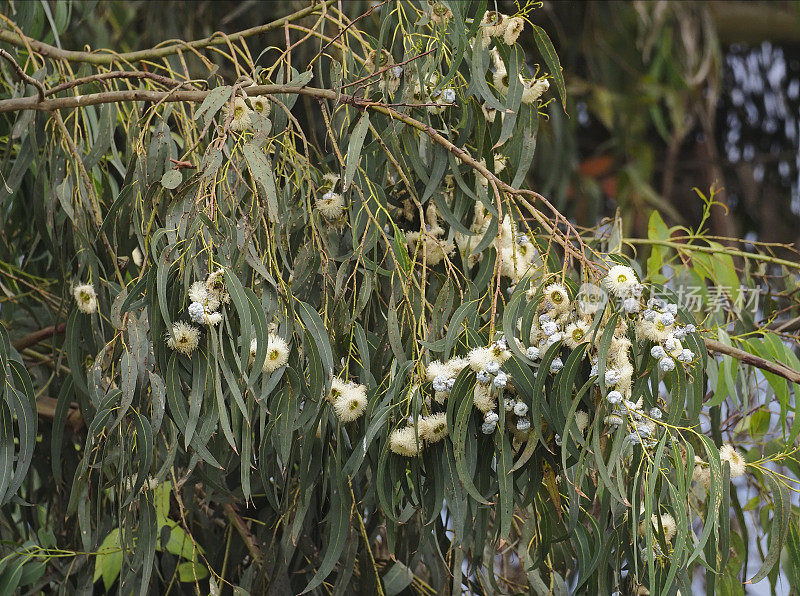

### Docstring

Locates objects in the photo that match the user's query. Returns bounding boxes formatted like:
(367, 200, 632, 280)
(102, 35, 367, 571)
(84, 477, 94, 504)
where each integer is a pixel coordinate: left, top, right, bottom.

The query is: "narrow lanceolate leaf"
(748, 473, 791, 584)
(302, 475, 351, 593)
(531, 24, 567, 111)
(296, 300, 333, 385)
(448, 370, 490, 505)
(243, 142, 279, 221)
(113, 349, 138, 426)
(495, 431, 513, 539)
(4, 387, 36, 504)
(0, 401, 13, 504)
(124, 412, 154, 507)
(343, 112, 370, 190)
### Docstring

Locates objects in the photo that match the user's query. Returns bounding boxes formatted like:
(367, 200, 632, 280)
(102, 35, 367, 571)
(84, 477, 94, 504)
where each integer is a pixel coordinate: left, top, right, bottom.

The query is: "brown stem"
(12, 323, 66, 351)
(36, 396, 83, 433)
(222, 503, 263, 565)
(704, 338, 800, 384)
(0, 1, 335, 66)
(45, 70, 187, 96)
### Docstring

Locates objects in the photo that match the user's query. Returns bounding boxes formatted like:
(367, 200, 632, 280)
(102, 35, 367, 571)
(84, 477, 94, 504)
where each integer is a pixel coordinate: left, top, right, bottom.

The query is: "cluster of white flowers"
(316, 173, 346, 220)
(328, 378, 368, 423)
(603, 394, 664, 448)
(488, 46, 550, 106)
(425, 355, 469, 403)
(73, 282, 98, 314)
(225, 95, 271, 132)
(479, 11, 525, 46)
(389, 412, 449, 457)
(249, 333, 290, 373)
(406, 204, 456, 266)
(638, 296, 696, 373)
(692, 444, 747, 488)
(187, 269, 229, 326)
(455, 202, 542, 280)
(406, 73, 457, 113)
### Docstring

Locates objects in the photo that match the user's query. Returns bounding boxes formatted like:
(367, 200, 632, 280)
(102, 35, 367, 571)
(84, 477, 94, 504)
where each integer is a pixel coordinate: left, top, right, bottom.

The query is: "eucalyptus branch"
(12, 323, 66, 351)
(627, 237, 800, 272)
(0, 0, 335, 66)
(222, 503, 263, 566)
(45, 70, 190, 96)
(705, 338, 800, 384)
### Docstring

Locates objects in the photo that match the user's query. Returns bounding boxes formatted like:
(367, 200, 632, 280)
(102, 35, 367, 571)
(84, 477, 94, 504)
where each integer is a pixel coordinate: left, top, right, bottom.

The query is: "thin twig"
(0, 1, 336, 66)
(0, 47, 45, 100)
(222, 503, 263, 565)
(45, 70, 189, 96)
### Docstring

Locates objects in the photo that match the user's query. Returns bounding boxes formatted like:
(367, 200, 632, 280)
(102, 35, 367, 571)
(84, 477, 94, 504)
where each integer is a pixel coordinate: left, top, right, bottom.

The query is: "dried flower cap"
(428, 1, 453, 24)
(480, 11, 506, 37)
(73, 283, 98, 314)
(364, 49, 393, 74)
(503, 16, 525, 45)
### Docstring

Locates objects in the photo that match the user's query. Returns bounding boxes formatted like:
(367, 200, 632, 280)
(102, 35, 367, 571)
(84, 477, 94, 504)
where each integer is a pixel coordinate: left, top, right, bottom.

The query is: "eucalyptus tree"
(0, 1, 798, 594)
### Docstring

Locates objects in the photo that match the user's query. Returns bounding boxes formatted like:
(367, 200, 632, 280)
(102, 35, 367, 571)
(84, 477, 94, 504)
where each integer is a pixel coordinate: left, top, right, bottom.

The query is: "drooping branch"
(0, 0, 335, 66)
(44, 70, 190, 96)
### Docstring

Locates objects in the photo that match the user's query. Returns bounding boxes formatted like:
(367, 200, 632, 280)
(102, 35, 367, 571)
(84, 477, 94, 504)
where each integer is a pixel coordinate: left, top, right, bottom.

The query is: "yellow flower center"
(349, 400, 359, 411)
(434, 423, 445, 434)
(234, 107, 244, 118)
(617, 274, 627, 283)
(269, 349, 279, 361)
(572, 329, 584, 341)
(254, 102, 263, 113)
(551, 292, 563, 304)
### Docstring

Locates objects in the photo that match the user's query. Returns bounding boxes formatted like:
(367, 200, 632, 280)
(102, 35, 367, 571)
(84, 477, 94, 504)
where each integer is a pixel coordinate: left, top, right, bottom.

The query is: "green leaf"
(123, 411, 154, 507)
(194, 85, 232, 126)
(302, 476, 351, 593)
(747, 473, 791, 584)
(531, 24, 566, 111)
(344, 112, 370, 190)
(177, 561, 209, 582)
(243, 142, 279, 221)
(94, 528, 123, 591)
(160, 169, 182, 189)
